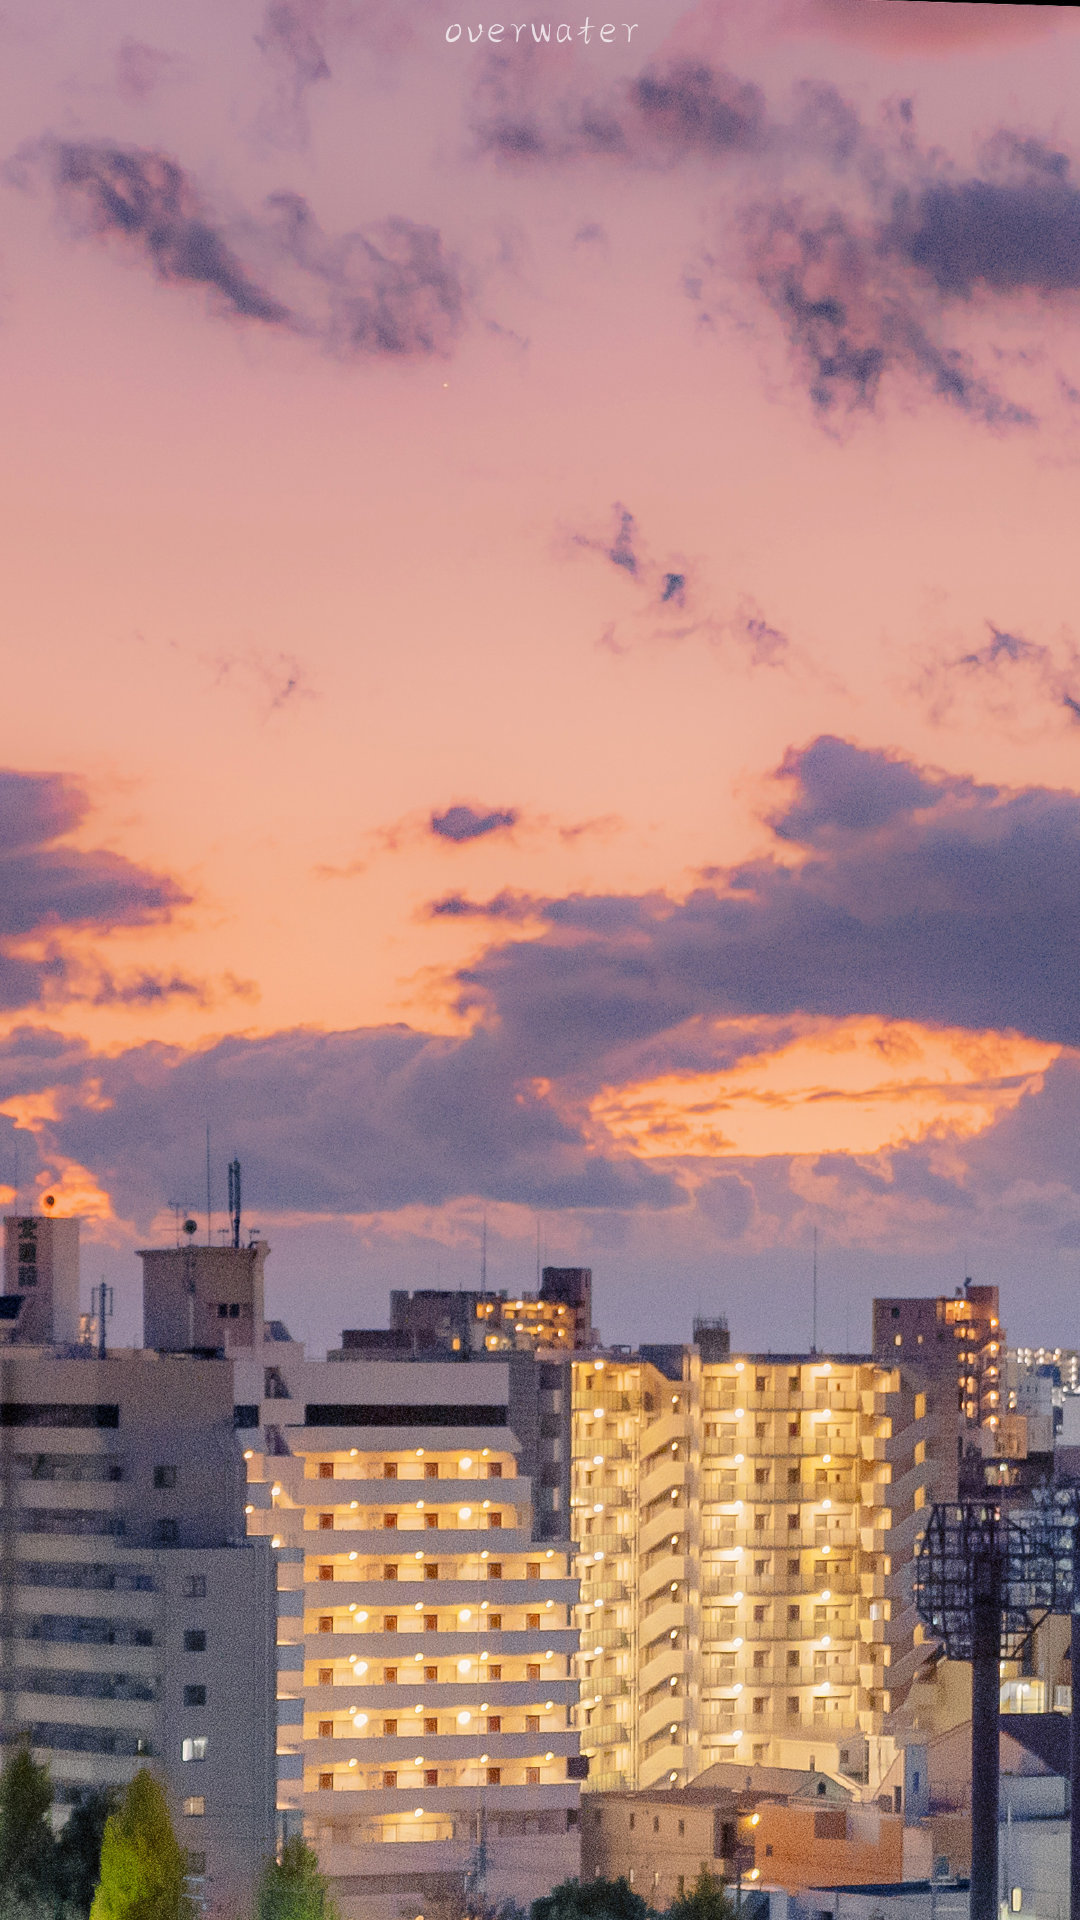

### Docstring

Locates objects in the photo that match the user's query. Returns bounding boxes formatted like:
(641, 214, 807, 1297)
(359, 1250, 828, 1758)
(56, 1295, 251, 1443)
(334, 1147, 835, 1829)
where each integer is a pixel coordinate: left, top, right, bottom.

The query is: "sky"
(4, 0, 1080, 1355)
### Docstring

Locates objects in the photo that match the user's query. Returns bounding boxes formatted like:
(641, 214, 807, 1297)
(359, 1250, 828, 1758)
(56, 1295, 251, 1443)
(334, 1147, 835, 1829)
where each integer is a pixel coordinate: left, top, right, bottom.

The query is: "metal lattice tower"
(914, 1503, 1061, 1920)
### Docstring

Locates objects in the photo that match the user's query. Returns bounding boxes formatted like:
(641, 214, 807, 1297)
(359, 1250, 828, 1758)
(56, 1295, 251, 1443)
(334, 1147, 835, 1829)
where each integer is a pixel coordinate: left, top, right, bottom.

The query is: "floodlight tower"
(914, 1504, 1058, 1920)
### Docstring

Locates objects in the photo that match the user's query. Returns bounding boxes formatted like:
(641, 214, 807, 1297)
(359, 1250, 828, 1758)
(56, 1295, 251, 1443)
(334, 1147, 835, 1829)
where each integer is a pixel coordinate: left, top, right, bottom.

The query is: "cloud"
(473, 58, 767, 167)
(429, 804, 519, 843)
(0, 769, 187, 1012)
(427, 889, 540, 920)
(453, 736, 1080, 1068)
(114, 41, 180, 105)
(913, 620, 1080, 736)
(15, 139, 467, 360)
(16, 1023, 682, 1227)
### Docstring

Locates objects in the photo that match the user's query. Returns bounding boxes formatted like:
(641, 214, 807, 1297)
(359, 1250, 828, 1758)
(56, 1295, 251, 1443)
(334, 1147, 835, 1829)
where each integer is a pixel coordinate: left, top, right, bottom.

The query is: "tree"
(89, 1773, 195, 1920)
(0, 1740, 57, 1919)
(666, 1869, 735, 1920)
(531, 1879, 651, 1920)
(258, 1836, 339, 1920)
(55, 1791, 116, 1920)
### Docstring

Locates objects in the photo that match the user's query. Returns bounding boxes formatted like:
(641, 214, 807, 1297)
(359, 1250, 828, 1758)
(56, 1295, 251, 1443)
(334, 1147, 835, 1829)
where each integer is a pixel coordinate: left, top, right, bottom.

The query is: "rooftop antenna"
(228, 1159, 242, 1251)
(536, 1213, 541, 1289)
(205, 1125, 212, 1247)
(94, 1277, 113, 1361)
(480, 1211, 488, 1292)
(812, 1226, 818, 1356)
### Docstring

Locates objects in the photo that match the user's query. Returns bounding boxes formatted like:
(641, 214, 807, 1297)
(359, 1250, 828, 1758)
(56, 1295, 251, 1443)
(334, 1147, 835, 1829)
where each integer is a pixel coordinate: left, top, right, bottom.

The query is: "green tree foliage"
(0, 1741, 57, 1920)
(531, 1879, 651, 1920)
(258, 1836, 339, 1920)
(55, 1791, 116, 1920)
(88, 1773, 195, 1920)
(666, 1869, 736, 1920)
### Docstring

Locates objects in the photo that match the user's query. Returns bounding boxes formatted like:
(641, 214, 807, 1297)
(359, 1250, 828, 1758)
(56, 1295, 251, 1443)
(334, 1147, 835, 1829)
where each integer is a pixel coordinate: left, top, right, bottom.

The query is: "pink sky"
(4, 0, 1080, 1353)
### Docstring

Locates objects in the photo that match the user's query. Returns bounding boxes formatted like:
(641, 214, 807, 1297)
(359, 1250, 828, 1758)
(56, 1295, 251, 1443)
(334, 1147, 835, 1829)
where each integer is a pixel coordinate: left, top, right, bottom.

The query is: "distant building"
(336, 1267, 596, 1361)
(1, 1215, 276, 1920)
(872, 1283, 1003, 1434)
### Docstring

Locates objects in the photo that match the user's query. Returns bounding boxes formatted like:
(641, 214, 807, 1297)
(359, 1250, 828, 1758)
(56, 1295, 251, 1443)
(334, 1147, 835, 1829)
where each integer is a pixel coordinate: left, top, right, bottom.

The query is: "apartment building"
(228, 1346, 584, 1920)
(872, 1283, 1003, 1434)
(571, 1337, 957, 1799)
(2, 1218, 276, 1920)
(339, 1267, 596, 1360)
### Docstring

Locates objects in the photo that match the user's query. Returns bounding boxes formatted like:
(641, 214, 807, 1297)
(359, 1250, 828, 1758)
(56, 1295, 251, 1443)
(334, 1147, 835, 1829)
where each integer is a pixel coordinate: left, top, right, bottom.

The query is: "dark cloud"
(21, 1024, 681, 1225)
(453, 737, 1080, 1068)
(0, 770, 186, 1011)
(661, 573, 686, 606)
(41, 142, 292, 323)
(887, 140, 1080, 297)
(258, 0, 332, 92)
(16, 139, 467, 360)
(430, 804, 519, 843)
(473, 59, 766, 167)
(114, 41, 179, 104)
(427, 890, 540, 920)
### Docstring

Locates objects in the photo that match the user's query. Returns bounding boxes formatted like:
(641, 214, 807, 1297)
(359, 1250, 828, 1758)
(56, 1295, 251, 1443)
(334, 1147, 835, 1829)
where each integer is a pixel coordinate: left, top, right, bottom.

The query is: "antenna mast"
(228, 1159, 242, 1250)
(812, 1227, 818, 1356)
(480, 1212, 488, 1291)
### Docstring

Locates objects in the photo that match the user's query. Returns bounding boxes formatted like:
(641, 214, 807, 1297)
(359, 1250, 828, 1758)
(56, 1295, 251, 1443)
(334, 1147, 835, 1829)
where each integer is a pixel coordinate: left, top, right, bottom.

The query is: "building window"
(486, 1768, 501, 1786)
(788, 1558, 800, 1575)
(383, 1564, 398, 1581)
(384, 1668, 398, 1684)
(488, 1664, 502, 1680)
(319, 1720, 333, 1738)
(629, 1815, 635, 1831)
(183, 1686, 206, 1707)
(319, 1566, 334, 1582)
(383, 1719, 398, 1735)
(789, 1421, 799, 1437)
(319, 1514, 334, 1531)
(424, 1565, 439, 1581)
(678, 1820, 685, 1837)
(527, 1562, 541, 1579)
(788, 1605, 800, 1621)
(526, 1714, 540, 1732)
(787, 1697, 799, 1715)
(319, 1462, 334, 1479)
(153, 1466, 177, 1489)
(527, 1663, 540, 1680)
(425, 1770, 439, 1787)
(753, 1652, 766, 1669)
(487, 1716, 501, 1733)
(182, 1738, 208, 1763)
(787, 1652, 799, 1668)
(424, 1615, 437, 1631)
(319, 1668, 333, 1686)
(787, 1513, 799, 1531)
(526, 1767, 541, 1785)
(156, 1520, 179, 1545)
(424, 1666, 438, 1681)
(382, 1771, 397, 1789)
(182, 1576, 206, 1599)
(318, 1617, 333, 1633)
(424, 1718, 438, 1734)
(383, 1463, 397, 1479)
(488, 1462, 503, 1478)
(183, 1797, 205, 1817)
(319, 1773, 334, 1791)
(184, 1630, 206, 1652)
(488, 1564, 503, 1580)
(753, 1605, 766, 1623)
(489, 1614, 502, 1630)
(526, 1613, 540, 1629)
(384, 1616, 398, 1632)
(425, 1513, 439, 1529)
(753, 1697, 766, 1714)
(383, 1514, 397, 1529)
(488, 1513, 503, 1529)
(425, 1462, 439, 1479)
(653, 1817, 660, 1834)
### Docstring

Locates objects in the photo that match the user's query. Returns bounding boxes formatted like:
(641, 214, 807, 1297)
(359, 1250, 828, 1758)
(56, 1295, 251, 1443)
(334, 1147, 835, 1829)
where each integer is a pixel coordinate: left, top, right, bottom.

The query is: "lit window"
(182, 1737, 208, 1763)
(183, 1796, 205, 1817)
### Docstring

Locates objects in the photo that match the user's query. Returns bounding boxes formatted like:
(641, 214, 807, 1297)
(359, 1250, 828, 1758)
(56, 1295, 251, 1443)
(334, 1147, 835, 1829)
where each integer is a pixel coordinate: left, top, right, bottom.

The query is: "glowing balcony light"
(820, 1635, 831, 1648)
(271, 1537, 282, 1548)
(735, 1363, 745, 1373)
(414, 1551, 423, 1561)
(245, 1504, 254, 1514)
(545, 1650, 555, 1659)
(820, 1589, 831, 1602)
(749, 1814, 760, 1827)
(593, 1552, 604, 1562)
(459, 1609, 473, 1623)
(459, 1509, 473, 1521)
(592, 1455, 604, 1466)
(414, 1602, 423, 1612)
(821, 1500, 832, 1511)
(272, 1485, 281, 1497)
(349, 1759, 357, 1768)
(354, 1662, 369, 1675)
(414, 1652, 423, 1662)
(734, 1410, 745, 1419)
(414, 1808, 424, 1818)
(356, 1610, 368, 1621)
(733, 1454, 744, 1465)
(415, 1703, 423, 1713)
(416, 1501, 425, 1511)
(545, 1752, 554, 1762)
(732, 1591, 744, 1602)
(546, 1550, 554, 1559)
(458, 1711, 472, 1725)
(416, 1450, 424, 1458)
(349, 1552, 358, 1561)
(414, 1756, 424, 1765)
(458, 1660, 472, 1674)
(350, 1449, 358, 1457)
(822, 1454, 831, 1465)
(545, 1701, 553, 1710)
(546, 1600, 554, 1609)
(243, 1450, 254, 1461)
(350, 1500, 359, 1510)
(353, 1714, 368, 1727)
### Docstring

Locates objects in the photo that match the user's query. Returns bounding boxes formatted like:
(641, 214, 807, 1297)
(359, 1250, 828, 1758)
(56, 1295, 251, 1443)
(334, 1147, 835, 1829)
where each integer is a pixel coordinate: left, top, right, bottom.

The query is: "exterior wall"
(0, 1348, 275, 1918)
(581, 1790, 925, 1906)
(873, 1287, 1003, 1434)
(233, 1355, 583, 1920)
(3, 1215, 81, 1346)
(139, 1245, 267, 1355)
(571, 1347, 956, 1796)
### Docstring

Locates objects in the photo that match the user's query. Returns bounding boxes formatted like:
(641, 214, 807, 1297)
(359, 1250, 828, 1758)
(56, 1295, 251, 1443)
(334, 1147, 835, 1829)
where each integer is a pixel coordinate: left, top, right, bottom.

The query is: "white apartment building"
(231, 1352, 584, 1920)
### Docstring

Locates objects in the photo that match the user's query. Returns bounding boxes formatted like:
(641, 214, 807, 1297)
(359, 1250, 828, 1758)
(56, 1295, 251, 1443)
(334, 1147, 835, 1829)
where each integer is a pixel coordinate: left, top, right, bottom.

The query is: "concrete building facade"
(229, 1346, 584, 1920)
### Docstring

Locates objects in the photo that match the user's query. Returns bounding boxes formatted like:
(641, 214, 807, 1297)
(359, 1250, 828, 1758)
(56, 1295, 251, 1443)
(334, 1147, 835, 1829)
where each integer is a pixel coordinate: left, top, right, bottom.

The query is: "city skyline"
(3, 0, 1080, 1353)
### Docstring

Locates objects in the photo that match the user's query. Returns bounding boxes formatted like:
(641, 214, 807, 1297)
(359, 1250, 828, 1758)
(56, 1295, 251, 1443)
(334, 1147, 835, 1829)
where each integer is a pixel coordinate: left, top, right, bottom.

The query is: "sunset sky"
(4, 0, 1080, 1354)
